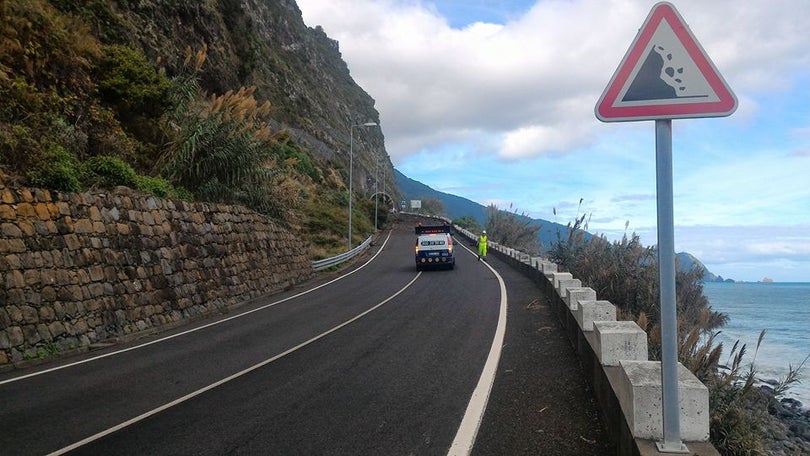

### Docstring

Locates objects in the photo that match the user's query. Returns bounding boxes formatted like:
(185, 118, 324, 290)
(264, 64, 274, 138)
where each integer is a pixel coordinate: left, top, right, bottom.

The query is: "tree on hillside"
(452, 216, 481, 233)
(420, 197, 445, 216)
(483, 203, 541, 254)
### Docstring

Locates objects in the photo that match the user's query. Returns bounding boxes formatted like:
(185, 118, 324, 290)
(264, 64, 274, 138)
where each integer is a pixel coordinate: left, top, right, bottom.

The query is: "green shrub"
(453, 216, 482, 233)
(705, 334, 772, 455)
(95, 45, 172, 120)
(82, 155, 138, 188)
(273, 135, 322, 182)
(484, 203, 541, 254)
(0, 123, 37, 172)
(136, 175, 192, 200)
(26, 144, 81, 192)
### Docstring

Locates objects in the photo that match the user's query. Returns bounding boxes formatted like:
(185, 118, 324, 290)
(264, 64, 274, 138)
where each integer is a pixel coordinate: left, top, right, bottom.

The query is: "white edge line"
(47, 270, 422, 456)
(447, 238, 508, 456)
(1, 231, 394, 386)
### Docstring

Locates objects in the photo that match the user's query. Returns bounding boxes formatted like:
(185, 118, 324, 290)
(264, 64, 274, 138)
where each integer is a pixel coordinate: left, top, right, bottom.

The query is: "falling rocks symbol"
(623, 45, 678, 101)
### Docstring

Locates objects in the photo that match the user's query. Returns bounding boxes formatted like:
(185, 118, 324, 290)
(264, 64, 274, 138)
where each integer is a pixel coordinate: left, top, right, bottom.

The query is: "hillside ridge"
(395, 170, 728, 281)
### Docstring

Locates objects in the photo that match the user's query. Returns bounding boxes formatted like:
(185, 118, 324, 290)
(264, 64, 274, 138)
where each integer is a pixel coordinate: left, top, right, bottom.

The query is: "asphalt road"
(0, 218, 505, 455)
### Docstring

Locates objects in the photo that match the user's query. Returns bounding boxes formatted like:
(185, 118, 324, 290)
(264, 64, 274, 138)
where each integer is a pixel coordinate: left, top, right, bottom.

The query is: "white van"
(414, 225, 455, 271)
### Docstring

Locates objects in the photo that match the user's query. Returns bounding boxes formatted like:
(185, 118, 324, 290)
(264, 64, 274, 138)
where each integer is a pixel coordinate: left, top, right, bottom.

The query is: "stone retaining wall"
(0, 182, 312, 365)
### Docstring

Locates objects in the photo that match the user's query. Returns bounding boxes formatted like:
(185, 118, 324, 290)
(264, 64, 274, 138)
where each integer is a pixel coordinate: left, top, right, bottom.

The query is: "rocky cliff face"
(72, 0, 395, 199)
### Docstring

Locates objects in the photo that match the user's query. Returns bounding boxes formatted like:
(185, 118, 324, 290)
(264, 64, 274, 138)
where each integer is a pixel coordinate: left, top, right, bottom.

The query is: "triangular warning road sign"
(595, 2, 737, 122)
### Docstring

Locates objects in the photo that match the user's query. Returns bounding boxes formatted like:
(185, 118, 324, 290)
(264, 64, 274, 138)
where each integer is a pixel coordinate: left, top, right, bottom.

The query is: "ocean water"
(702, 282, 810, 406)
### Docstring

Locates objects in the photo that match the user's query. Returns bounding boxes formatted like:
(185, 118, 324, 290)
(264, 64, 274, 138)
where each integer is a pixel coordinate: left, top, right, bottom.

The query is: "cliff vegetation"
(0, 0, 397, 257)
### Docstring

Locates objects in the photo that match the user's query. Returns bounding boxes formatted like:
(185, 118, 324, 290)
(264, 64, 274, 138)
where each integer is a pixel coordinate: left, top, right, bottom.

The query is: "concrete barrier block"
(593, 321, 648, 366)
(575, 300, 616, 331)
(564, 287, 596, 310)
(547, 271, 572, 287)
(556, 278, 581, 298)
(541, 262, 557, 274)
(616, 360, 710, 441)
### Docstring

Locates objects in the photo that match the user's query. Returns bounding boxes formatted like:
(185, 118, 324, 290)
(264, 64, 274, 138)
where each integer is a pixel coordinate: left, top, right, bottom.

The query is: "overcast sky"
(297, 0, 810, 282)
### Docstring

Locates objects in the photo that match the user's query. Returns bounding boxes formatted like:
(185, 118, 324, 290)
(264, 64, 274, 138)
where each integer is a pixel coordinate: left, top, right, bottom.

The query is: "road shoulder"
(472, 255, 614, 456)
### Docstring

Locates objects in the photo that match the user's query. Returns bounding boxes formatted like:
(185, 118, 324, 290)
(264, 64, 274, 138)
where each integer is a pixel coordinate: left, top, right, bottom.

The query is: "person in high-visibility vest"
(478, 230, 488, 261)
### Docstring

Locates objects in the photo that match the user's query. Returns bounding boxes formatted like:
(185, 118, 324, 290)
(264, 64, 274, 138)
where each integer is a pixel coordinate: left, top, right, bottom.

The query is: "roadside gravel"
(472, 253, 614, 455)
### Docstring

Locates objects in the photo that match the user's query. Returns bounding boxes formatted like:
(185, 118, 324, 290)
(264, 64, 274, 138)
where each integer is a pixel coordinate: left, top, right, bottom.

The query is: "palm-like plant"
(158, 46, 284, 213)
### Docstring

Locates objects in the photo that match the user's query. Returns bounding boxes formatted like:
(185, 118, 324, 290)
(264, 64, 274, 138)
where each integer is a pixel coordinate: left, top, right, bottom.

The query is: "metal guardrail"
(311, 213, 450, 272)
(311, 213, 479, 272)
(312, 235, 374, 271)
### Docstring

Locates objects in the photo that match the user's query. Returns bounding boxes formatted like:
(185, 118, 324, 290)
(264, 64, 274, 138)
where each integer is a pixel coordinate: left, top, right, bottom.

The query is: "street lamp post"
(382, 160, 385, 203)
(374, 154, 379, 231)
(348, 121, 378, 250)
(382, 159, 386, 213)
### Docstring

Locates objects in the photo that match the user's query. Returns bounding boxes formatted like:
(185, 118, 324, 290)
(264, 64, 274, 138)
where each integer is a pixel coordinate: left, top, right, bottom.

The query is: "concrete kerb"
(592, 320, 648, 367)
(564, 287, 597, 311)
(556, 278, 582, 301)
(616, 360, 710, 442)
(548, 272, 573, 291)
(575, 300, 617, 331)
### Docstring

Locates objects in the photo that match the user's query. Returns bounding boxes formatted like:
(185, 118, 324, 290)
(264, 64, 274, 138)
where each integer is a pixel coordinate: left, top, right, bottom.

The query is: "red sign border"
(595, 2, 737, 122)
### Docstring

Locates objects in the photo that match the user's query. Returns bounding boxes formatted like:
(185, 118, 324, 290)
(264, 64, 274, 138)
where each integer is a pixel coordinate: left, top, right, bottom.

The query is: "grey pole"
(348, 127, 354, 250)
(655, 119, 687, 453)
(348, 122, 379, 250)
(382, 161, 386, 210)
(374, 154, 379, 231)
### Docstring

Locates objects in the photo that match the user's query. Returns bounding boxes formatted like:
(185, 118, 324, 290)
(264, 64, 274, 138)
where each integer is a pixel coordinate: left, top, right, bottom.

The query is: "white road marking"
(0, 231, 394, 386)
(447, 237, 508, 456)
(47, 271, 423, 455)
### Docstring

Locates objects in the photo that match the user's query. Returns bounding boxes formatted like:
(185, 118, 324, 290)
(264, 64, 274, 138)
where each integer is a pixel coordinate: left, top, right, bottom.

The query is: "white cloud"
(298, 0, 810, 163)
(499, 125, 567, 159)
(298, 0, 810, 281)
(672, 225, 810, 282)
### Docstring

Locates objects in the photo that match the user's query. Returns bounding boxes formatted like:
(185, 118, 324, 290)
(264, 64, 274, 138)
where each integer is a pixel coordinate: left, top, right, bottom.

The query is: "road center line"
(1, 230, 394, 386)
(47, 270, 423, 456)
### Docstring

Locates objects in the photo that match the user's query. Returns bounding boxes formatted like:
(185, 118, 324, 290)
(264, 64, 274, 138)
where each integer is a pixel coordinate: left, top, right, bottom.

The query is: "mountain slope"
(395, 169, 574, 250)
(396, 169, 728, 280)
(676, 252, 733, 282)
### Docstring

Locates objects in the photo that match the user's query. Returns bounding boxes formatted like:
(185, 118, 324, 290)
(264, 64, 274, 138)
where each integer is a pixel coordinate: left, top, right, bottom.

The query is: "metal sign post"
(655, 119, 687, 453)
(595, 3, 737, 452)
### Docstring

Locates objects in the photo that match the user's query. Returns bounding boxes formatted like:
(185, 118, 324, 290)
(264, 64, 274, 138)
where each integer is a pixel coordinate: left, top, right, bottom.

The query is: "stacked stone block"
(0, 183, 312, 365)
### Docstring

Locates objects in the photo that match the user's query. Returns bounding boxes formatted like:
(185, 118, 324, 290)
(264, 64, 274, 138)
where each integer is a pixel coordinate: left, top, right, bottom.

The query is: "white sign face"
(410, 200, 422, 209)
(595, 2, 736, 121)
(616, 19, 718, 106)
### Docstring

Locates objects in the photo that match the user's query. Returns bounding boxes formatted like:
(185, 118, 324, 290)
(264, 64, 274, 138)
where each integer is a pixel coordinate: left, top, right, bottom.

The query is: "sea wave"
(704, 281, 810, 406)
